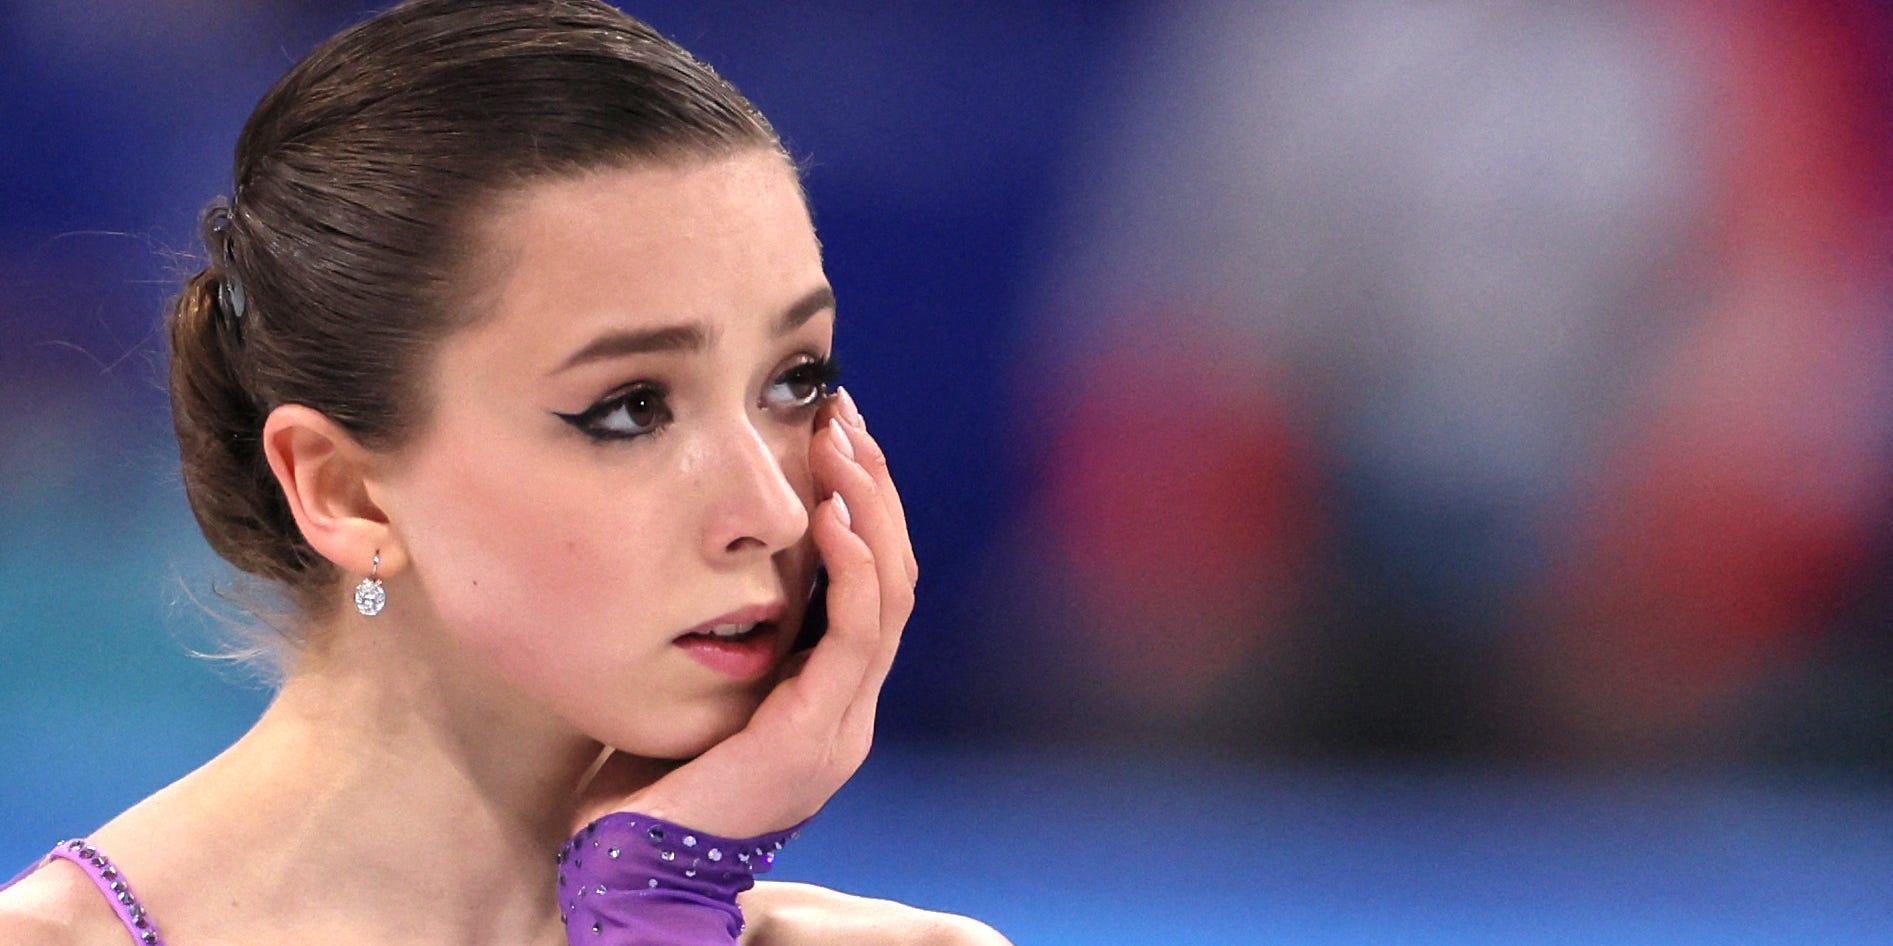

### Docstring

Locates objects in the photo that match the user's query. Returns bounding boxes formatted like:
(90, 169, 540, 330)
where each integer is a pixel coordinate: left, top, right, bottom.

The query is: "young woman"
(0, 2, 1005, 944)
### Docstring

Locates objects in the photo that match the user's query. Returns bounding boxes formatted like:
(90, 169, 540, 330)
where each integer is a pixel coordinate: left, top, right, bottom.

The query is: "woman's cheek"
(396, 457, 633, 654)
(782, 428, 820, 512)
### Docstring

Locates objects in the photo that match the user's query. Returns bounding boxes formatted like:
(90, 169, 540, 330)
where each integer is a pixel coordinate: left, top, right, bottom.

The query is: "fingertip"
(810, 492, 872, 574)
(835, 385, 866, 430)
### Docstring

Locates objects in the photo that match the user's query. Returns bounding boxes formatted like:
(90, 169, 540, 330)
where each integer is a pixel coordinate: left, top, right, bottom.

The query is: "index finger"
(830, 387, 916, 587)
(768, 490, 882, 722)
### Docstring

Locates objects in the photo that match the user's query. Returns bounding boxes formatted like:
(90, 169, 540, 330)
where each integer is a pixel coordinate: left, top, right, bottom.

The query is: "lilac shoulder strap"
(0, 840, 166, 946)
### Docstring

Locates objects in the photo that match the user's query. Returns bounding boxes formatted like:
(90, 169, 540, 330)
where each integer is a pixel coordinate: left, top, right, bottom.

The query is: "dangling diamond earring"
(353, 550, 386, 617)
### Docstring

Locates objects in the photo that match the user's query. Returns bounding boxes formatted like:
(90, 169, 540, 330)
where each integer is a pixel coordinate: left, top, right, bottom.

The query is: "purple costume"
(558, 813, 803, 942)
(2, 814, 801, 945)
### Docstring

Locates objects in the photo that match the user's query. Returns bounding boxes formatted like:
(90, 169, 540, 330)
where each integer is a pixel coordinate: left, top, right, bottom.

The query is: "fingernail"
(836, 385, 866, 429)
(831, 492, 852, 528)
(828, 417, 855, 460)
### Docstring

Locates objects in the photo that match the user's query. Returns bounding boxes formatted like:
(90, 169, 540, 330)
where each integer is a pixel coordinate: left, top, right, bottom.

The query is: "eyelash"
(554, 355, 842, 444)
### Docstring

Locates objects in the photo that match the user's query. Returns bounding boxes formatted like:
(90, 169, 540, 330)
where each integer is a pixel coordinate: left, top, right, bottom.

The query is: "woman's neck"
(90, 618, 609, 946)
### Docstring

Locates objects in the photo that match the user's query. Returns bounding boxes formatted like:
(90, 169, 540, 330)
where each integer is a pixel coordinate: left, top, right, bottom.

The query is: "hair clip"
(203, 202, 248, 324)
(218, 270, 248, 324)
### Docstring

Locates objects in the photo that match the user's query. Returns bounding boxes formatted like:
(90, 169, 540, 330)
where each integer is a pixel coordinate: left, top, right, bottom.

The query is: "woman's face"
(377, 150, 830, 759)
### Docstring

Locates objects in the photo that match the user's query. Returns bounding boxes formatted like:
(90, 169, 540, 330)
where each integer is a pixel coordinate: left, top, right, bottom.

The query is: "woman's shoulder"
(0, 857, 132, 946)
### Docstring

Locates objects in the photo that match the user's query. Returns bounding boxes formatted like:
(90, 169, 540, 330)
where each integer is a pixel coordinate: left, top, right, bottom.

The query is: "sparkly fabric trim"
(45, 839, 166, 946)
(8, 819, 801, 946)
(556, 813, 805, 943)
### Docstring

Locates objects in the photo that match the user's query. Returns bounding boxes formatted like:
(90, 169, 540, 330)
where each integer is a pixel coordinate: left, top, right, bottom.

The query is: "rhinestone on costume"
(353, 578, 386, 616)
(684, 869, 697, 878)
(647, 826, 665, 843)
(682, 835, 697, 847)
(608, 847, 620, 858)
(592, 922, 603, 934)
(647, 879, 659, 888)
(706, 848, 722, 862)
(659, 850, 675, 862)
(595, 884, 607, 895)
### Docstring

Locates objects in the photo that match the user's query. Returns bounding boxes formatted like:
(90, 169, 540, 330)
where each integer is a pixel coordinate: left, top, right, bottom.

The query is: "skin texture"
(375, 150, 830, 762)
(0, 151, 1002, 945)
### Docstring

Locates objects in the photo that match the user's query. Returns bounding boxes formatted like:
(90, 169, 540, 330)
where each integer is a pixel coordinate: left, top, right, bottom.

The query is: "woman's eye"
(554, 385, 671, 442)
(766, 355, 841, 410)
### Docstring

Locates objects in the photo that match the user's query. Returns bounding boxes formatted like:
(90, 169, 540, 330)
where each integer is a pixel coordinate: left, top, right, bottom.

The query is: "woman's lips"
(674, 622, 782, 681)
(680, 601, 787, 636)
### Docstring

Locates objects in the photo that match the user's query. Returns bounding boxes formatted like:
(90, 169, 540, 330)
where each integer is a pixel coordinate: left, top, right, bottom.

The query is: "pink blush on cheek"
(394, 429, 686, 692)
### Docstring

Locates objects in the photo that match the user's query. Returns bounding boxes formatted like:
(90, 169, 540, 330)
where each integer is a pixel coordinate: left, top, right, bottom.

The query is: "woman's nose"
(701, 416, 810, 561)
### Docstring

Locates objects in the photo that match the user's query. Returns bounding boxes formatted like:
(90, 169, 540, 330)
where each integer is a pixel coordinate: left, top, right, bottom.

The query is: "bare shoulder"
(0, 859, 131, 946)
(740, 881, 1013, 946)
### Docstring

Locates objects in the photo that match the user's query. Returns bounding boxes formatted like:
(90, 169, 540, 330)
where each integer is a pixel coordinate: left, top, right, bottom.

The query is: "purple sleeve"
(558, 812, 805, 946)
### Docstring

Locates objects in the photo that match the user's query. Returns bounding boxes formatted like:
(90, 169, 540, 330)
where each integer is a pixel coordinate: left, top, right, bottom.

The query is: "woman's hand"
(575, 388, 916, 839)
(738, 883, 1012, 946)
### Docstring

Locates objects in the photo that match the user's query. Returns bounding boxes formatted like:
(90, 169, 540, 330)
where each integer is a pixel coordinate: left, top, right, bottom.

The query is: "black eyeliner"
(552, 383, 669, 442)
(789, 354, 842, 397)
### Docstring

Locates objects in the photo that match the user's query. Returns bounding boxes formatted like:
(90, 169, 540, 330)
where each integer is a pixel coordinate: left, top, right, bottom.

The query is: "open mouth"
(686, 621, 765, 642)
(674, 621, 782, 680)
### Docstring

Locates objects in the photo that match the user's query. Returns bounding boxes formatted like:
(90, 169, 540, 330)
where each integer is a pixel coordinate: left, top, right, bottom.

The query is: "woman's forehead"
(457, 152, 826, 371)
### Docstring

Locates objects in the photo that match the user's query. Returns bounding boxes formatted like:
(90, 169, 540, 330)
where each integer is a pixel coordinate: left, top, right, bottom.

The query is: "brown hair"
(167, 0, 781, 627)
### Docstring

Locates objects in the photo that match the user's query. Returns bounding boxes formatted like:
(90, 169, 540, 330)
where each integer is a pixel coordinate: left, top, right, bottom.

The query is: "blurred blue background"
(2, 1, 1890, 942)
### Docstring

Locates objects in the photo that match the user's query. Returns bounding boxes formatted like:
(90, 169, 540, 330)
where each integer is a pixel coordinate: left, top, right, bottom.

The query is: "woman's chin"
(616, 698, 762, 761)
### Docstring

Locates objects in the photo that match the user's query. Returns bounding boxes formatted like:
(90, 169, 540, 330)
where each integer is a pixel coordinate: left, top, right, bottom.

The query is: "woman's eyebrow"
(549, 285, 835, 375)
(781, 284, 837, 336)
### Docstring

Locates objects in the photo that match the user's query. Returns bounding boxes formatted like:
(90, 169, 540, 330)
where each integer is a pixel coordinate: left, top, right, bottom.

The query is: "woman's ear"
(260, 403, 405, 576)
